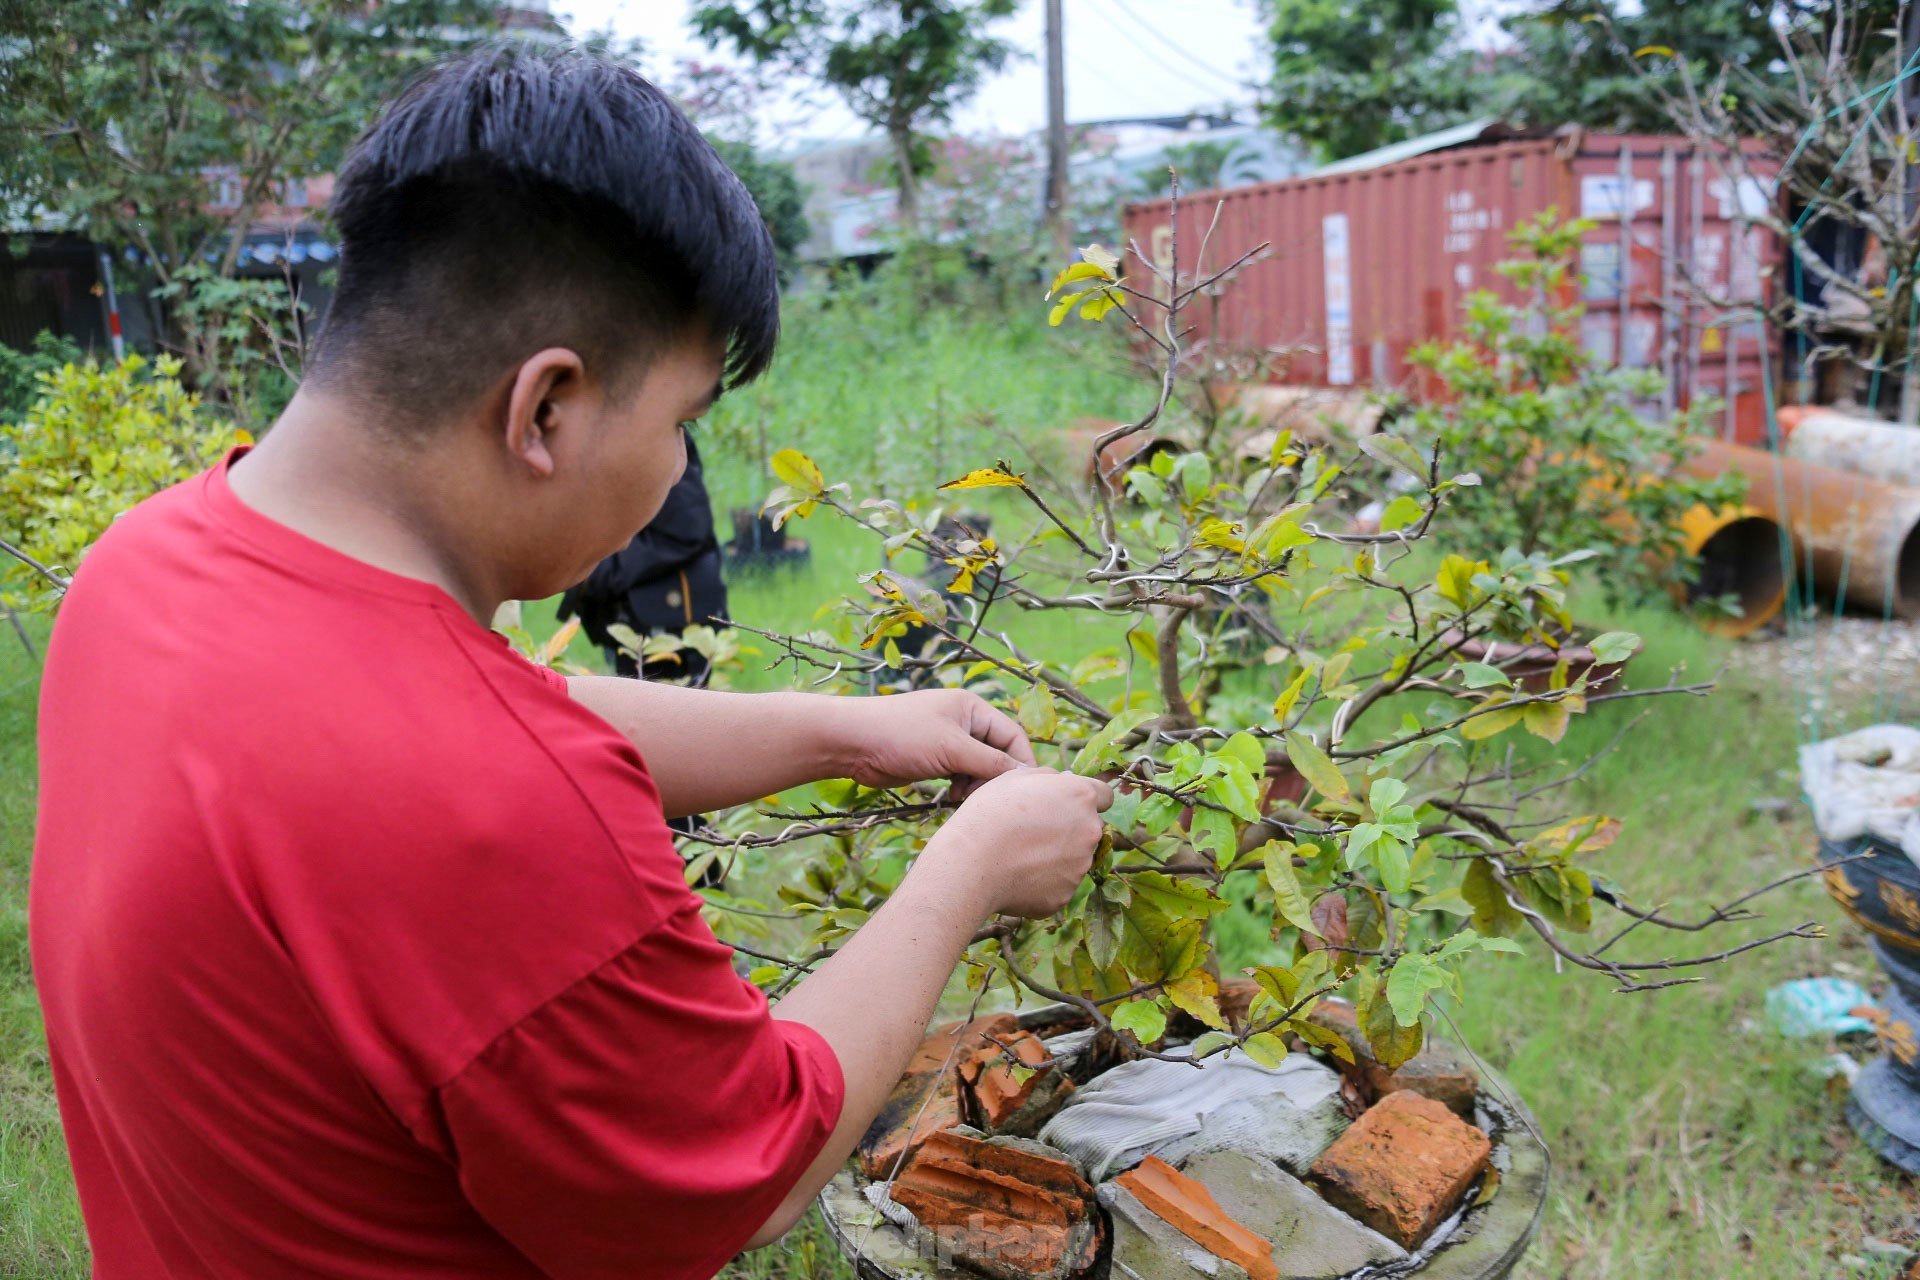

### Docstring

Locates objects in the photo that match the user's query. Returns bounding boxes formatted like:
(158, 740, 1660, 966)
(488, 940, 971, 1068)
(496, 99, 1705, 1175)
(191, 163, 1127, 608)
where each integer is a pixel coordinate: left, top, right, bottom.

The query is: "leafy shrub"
(0, 331, 84, 427)
(1, 354, 246, 609)
(1402, 213, 1744, 609)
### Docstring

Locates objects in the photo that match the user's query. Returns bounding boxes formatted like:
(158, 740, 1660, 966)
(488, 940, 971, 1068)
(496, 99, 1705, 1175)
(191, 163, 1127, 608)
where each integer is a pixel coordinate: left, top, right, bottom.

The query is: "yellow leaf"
(1523, 699, 1571, 743)
(540, 615, 582, 664)
(1166, 970, 1228, 1031)
(1079, 243, 1121, 276)
(1436, 554, 1486, 609)
(1633, 44, 1674, 57)
(1461, 698, 1525, 741)
(770, 448, 824, 494)
(1271, 665, 1311, 723)
(1284, 730, 1350, 802)
(938, 468, 1028, 491)
(1047, 259, 1111, 296)
(1196, 517, 1247, 553)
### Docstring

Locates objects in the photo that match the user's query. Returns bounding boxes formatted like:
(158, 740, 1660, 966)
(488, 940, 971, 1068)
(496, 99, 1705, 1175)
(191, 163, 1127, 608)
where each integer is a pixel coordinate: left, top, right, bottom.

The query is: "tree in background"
(1259, 0, 1479, 161)
(0, 0, 495, 393)
(662, 59, 812, 283)
(1494, 0, 1782, 133)
(1260, 0, 1887, 161)
(691, 0, 1018, 221)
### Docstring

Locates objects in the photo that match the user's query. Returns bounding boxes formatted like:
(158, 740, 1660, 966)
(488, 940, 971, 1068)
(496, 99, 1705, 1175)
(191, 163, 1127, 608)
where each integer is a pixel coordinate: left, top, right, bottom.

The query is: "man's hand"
(830, 688, 1037, 796)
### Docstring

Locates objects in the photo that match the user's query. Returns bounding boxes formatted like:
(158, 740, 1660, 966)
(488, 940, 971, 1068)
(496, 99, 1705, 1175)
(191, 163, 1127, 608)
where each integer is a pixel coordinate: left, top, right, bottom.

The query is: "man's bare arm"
(744, 767, 1112, 1248)
(563, 678, 1035, 818)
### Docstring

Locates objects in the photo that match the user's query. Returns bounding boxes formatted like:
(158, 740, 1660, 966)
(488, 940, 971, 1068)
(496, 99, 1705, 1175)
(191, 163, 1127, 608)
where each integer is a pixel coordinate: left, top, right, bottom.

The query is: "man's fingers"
(966, 698, 1037, 766)
(949, 734, 1023, 785)
(1083, 777, 1116, 812)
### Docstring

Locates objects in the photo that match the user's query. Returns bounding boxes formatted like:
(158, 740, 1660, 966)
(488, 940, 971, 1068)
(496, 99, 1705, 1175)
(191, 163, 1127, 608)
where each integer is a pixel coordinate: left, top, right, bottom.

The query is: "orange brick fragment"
(890, 1130, 1102, 1280)
(856, 1013, 1015, 1180)
(1309, 1089, 1492, 1248)
(1114, 1155, 1279, 1280)
(959, 1028, 1073, 1134)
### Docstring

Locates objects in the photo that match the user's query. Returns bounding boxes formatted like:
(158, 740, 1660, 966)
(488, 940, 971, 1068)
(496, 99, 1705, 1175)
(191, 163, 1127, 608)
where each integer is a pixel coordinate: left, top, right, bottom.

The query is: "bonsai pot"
(817, 1005, 1548, 1280)
(1819, 835, 1920, 1172)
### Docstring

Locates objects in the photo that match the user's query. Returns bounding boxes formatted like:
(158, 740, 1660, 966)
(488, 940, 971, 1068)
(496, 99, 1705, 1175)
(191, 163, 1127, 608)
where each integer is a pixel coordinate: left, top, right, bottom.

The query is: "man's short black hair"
(310, 45, 780, 425)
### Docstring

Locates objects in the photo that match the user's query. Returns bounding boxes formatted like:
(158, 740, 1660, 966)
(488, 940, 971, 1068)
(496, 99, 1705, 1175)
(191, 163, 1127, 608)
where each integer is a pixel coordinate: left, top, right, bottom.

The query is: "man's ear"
(502, 348, 587, 479)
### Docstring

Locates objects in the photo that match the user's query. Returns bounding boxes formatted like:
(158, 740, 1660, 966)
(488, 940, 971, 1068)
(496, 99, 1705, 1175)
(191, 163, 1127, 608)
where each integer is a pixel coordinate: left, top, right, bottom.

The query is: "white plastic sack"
(1799, 724, 1920, 864)
(1038, 1050, 1344, 1181)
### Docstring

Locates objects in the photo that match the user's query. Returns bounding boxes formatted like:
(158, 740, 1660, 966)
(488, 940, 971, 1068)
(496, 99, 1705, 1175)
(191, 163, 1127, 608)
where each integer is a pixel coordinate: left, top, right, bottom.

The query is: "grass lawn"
(3, 300, 1915, 1276)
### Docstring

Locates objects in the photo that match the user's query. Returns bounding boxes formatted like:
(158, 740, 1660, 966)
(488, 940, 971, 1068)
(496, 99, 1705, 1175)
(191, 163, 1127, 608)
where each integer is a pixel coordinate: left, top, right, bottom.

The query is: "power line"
(1087, 0, 1252, 105)
(1099, 0, 1257, 96)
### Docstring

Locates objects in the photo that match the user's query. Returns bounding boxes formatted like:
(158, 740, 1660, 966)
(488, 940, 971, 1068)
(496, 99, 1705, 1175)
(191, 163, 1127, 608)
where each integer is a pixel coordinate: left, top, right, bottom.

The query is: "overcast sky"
(556, 1, 1520, 146)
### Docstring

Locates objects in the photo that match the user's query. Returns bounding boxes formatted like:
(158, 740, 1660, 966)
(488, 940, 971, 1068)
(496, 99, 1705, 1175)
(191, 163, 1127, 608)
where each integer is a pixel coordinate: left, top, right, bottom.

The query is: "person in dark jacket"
(560, 430, 728, 684)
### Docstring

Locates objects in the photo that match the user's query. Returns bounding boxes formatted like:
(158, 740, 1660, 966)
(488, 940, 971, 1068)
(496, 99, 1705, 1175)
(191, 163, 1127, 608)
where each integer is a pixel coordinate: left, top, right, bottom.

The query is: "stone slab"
(1178, 1149, 1406, 1279)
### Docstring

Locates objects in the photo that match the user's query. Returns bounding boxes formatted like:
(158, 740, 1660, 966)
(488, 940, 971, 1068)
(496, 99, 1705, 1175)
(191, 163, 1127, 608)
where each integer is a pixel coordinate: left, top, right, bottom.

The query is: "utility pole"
(1045, 0, 1071, 261)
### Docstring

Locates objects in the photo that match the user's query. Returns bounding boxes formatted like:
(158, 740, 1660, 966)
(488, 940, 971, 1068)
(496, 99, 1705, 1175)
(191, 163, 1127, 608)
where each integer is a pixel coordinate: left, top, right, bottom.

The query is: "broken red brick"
(1114, 1155, 1280, 1280)
(1305, 1000, 1479, 1117)
(958, 1028, 1075, 1135)
(1309, 1089, 1492, 1248)
(856, 1013, 1016, 1180)
(889, 1129, 1103, 1280)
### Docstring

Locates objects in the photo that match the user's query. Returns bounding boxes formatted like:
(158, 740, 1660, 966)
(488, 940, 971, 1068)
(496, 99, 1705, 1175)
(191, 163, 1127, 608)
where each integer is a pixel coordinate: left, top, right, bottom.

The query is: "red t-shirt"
(29, 452, 843, 1278)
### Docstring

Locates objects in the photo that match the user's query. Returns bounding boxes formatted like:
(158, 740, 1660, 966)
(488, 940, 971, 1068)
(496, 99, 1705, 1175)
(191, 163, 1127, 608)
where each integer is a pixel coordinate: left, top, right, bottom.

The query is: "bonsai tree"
(693, 188, 1822, 1073)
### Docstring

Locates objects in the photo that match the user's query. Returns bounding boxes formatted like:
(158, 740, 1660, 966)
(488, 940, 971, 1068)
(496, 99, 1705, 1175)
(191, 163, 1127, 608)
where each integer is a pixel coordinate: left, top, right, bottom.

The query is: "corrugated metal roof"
(1309, 118, 1507, 178)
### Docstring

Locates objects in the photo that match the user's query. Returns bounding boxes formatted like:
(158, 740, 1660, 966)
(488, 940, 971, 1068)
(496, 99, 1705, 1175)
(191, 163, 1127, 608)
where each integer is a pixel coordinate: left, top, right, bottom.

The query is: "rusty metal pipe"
(1680, 439, 1920, 619)
(1779, 405, 1920, 489)
(1673, 505, 1788, 637)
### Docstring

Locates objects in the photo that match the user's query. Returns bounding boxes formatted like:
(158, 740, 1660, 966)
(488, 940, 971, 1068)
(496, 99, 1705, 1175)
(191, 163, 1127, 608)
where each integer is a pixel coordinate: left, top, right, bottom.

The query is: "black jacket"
(559, 435, 729, 651)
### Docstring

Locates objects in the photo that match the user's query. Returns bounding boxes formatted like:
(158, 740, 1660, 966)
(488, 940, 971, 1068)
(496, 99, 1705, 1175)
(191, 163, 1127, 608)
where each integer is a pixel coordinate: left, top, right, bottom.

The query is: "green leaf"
(1291, 1019, 1356, 1064)
(1368, 777, 1407, 814)
(1358, 432, 1428, 480)
(1217, 731, 1266, 774)
(1262, 842, 1318, 935)
(1191, 1030, 1237, 1059)
(1370, 834, 1412, 895)
(1110, 999, 1168, 1045)
(1071, 706, 1157, 775)
(1411, 889, 1475, 917)
(1190, 806, 1238, 866)
(1457, 661, 1511, 689)
(1385, 953, 1448, 1026)
(1284, 731, 1350, 801)
(1212, 764, 1263, 824)
(1016, 681, 1059, 739)
(1240, 1031, 1291, 1068)
(1588, 631, 1641, 664)
(1462, 858, 1524, 937)
(1128, 869, 1230, 920)
(1379, 493, 1424, 532)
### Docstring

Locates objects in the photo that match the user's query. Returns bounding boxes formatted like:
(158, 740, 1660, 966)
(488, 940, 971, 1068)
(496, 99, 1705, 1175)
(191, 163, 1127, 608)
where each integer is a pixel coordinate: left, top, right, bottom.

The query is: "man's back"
(30, 454, 840, 1277)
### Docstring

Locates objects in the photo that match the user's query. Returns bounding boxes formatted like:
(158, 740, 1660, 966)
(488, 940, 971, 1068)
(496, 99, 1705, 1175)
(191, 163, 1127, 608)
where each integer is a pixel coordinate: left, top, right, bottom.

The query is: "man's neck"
(227, 389, 502, 623)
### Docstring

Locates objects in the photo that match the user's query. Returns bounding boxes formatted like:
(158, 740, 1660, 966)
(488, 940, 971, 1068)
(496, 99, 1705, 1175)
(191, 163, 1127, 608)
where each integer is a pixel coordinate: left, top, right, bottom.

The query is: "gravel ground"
(1730, 613, 1920, 730)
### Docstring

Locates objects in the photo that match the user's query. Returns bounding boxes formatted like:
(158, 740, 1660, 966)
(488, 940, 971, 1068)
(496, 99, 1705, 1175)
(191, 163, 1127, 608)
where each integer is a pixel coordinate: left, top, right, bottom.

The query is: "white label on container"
(1580, 175, 1655, 219)
(1322, 213, 1354, 386)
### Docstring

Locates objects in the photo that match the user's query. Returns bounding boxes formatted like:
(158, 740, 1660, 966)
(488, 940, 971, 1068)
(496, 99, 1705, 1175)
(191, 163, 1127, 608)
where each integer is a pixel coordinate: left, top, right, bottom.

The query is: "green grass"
(4, 300, 1915, 1277)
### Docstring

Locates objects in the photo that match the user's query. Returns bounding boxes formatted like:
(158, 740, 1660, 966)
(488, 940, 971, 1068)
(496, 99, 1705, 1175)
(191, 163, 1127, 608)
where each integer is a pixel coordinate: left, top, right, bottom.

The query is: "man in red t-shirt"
(29, 47, 1110, 1279)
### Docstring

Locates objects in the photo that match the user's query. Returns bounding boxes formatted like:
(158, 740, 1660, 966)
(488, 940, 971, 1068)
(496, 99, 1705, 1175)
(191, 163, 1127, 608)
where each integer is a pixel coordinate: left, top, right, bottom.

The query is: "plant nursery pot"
(818, 1007, 1548, 1280)
(1444, 630, 1628, 695)
(1819, 835, 1920, 1172)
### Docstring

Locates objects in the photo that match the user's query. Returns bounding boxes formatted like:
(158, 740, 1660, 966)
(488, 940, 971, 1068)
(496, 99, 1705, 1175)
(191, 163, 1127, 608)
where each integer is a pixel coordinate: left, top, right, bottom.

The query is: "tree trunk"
(888, 121, 919, 225)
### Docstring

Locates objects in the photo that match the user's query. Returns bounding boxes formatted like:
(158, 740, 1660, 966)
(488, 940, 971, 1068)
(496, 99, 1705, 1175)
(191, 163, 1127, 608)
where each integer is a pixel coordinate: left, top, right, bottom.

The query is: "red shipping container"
(1122, 132, 1779, 445)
